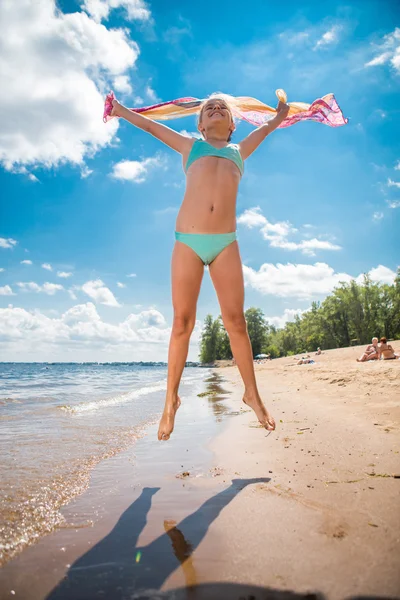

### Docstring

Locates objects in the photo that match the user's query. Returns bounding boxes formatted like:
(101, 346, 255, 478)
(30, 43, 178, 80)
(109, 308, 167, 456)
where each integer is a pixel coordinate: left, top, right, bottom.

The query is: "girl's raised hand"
(110, 98, 122, 117)
(276, 100, 290, 115)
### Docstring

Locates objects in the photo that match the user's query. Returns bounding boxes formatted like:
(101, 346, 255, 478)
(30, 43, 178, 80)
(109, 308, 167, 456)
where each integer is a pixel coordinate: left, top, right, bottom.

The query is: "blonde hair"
(197, 92, 236, 142)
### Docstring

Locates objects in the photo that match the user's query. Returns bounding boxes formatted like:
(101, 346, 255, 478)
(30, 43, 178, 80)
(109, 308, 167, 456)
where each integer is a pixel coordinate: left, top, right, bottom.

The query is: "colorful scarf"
(103, 89, 348, 128)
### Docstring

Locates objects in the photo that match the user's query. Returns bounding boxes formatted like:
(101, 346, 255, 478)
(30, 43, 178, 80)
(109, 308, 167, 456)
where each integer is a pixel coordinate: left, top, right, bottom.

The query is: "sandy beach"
(1, 345, 399, 599)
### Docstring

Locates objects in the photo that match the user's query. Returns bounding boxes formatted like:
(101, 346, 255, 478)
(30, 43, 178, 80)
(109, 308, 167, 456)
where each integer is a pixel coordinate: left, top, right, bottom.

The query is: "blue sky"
(0, 0, 399, 361)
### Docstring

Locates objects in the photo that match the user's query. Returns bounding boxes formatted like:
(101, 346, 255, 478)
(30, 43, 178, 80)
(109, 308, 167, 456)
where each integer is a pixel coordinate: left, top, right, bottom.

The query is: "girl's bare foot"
(158, 396, 181, 441)
(243, 392, 275, 431)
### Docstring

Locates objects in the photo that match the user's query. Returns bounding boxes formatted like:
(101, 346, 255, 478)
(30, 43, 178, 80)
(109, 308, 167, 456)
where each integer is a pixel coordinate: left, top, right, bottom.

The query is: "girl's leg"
(209, 242, 275, 430)
(158, 241, 204, 440)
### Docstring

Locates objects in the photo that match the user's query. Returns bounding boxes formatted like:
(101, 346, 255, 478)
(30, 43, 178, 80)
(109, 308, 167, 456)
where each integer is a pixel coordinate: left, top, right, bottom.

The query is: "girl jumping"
(110, 93, 290, 440)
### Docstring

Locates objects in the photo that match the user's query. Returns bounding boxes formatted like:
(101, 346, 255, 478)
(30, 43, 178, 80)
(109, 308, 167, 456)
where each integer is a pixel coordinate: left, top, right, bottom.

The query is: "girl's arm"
(112, 100, 193, 155)
(239, 101, 290, 160)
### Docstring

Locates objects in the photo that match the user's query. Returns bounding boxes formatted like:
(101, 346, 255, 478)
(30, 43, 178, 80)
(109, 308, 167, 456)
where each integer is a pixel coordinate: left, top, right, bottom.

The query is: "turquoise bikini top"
(185, 139, 244, 176)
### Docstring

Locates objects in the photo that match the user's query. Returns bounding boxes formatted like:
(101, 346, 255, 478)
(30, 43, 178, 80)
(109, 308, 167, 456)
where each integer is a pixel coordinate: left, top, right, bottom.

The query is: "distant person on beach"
(357, 337, 379, 362)
(110, 94, 288, 439)
(315, 347, 322, 355)
(379, 337, 400, 360)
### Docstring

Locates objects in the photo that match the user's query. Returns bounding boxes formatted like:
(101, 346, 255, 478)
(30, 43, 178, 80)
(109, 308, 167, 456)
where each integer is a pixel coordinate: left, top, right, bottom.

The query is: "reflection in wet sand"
(164, 520, 197, 588)
(200, 372, 236, 420)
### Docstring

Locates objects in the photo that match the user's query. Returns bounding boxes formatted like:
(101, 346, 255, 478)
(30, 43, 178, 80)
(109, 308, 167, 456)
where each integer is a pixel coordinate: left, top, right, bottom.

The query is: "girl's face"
(199, 98, 235, 139)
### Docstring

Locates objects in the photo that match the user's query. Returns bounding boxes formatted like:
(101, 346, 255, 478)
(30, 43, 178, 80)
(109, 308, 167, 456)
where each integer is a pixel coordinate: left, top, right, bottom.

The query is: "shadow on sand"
(46, 478, 387, 600)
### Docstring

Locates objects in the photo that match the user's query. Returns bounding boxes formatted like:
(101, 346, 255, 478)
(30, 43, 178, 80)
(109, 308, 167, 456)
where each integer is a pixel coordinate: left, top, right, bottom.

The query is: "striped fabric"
(103, 89, 348, 129)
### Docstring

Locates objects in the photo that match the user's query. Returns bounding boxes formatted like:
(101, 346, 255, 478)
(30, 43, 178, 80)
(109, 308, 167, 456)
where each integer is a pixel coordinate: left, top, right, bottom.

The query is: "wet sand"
(1, 347, 399, 599)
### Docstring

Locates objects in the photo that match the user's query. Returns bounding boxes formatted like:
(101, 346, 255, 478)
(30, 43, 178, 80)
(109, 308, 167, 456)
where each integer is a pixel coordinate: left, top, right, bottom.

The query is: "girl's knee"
(172, 314, 195, 337)
(223, 313, 247, 335)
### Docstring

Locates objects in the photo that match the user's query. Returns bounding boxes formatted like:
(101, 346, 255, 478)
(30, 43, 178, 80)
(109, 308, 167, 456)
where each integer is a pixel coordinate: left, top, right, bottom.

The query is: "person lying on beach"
(297, 358, 315, 365)
(110, 94, 287, 439)
(379, 337, 400, 360)
(357, 338, 379, 362)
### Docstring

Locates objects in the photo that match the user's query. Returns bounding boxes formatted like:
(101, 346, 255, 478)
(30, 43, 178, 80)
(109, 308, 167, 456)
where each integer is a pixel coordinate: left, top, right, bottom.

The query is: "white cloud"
(269, 238, 341, 255)
(243, 262, 398, 299)
(81, 279, 120, 307)
(395, 160, 400, 170)
(239, 208, 297, 242)
(366, 265, 398, 285)
(17, 282, 40, 293)
(315, 25, 341, 49)
(17, 282, 64, 295)
(117, 282, 126, 288)
(388, 178, 400, 188)
(238, 207, 341, 256)
(20, 260, 33, 265)
(57, 271, 73, 278)
(180, 130, 202, 139)
(126, 309, 167, 329)
(0, 268, 4, 272)
(145, 83, 158, 103)
(0, 1, 139, 170)
(80, 165, 93, 179)
(127, 273, 137, 278)
(372, 211, 384, 221)
(42, 263, 53, 271)
(364, 27, 400, 74)
(267, 308, 306, 329)
(366, 52, 392, 66)
(0, 303, 203, 361)
(387, 200, 400, 209)
(238, 207, 271, 229)
(111, 156, 164, 183)
(68, 289, 78, 300)
(10, 166, 40, 182)
(81, 0, 151, 23)
(0, 285, 14, 296)
(0, 238, 17, 249)
(113, 75, 133, 95)
(42, 283, 64, 295)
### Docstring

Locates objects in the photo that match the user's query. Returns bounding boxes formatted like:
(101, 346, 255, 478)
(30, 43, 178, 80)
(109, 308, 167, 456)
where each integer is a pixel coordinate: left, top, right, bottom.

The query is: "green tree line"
(199, 271, 400, 362)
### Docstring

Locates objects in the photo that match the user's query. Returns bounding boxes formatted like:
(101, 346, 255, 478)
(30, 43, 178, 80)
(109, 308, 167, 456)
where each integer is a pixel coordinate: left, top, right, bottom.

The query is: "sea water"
(0, 362, 211, 564)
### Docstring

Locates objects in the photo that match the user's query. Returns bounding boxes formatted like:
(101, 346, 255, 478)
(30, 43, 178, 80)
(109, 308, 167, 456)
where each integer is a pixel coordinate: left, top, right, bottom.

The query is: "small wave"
(0, 419, 157, 566)
(59, 381, 167, 414)
(0, 397, 21, 405)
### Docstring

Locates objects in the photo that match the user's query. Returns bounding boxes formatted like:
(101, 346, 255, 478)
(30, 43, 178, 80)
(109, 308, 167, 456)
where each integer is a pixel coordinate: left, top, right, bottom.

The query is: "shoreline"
(1, 348, 399, 599)
(0, 370, 241, 599)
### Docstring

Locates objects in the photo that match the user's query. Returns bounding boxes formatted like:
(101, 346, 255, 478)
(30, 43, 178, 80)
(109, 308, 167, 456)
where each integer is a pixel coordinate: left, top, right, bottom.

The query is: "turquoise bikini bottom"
(175, 231, 237, 266)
